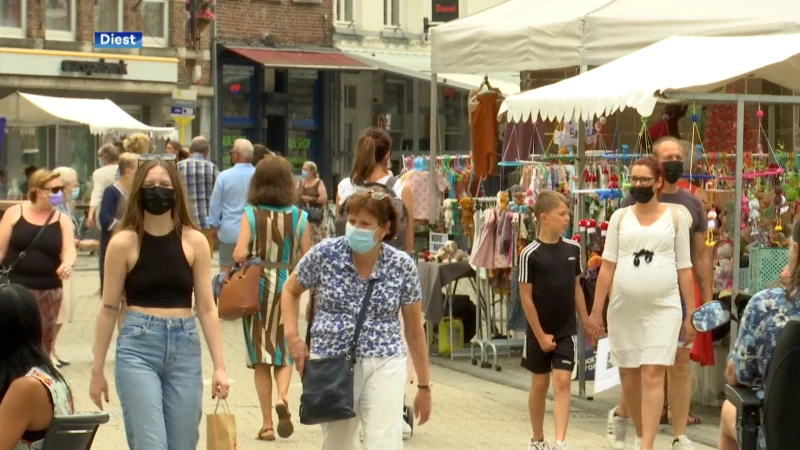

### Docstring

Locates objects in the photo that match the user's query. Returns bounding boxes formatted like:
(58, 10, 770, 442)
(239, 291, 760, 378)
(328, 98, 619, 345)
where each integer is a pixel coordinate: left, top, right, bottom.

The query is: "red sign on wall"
(432, 0, 458, 22)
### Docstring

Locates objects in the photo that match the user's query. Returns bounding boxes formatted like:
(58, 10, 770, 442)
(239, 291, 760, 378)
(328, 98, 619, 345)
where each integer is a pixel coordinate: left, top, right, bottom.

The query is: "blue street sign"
(170, 106, 183, 115)
(94, 32, 143, 49)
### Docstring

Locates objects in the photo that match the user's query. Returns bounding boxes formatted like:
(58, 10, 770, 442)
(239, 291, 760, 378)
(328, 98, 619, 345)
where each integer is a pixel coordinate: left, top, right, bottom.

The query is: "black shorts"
(521, 332, 576, 374)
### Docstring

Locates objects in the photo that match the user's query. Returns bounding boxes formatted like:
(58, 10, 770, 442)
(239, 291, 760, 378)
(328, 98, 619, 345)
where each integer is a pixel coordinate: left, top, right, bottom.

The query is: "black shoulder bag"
(299, 280, 376, 425)
(0, 208, 57, 286)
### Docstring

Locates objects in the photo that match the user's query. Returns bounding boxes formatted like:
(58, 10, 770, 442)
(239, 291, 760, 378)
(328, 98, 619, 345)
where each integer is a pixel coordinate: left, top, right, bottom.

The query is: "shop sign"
(431, 0, 458, 22)
(60, 58, 128, 76)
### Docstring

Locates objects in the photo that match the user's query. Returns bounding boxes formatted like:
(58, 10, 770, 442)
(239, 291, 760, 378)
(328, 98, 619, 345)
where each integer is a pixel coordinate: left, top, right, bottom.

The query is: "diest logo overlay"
(94, 32, 143, 49)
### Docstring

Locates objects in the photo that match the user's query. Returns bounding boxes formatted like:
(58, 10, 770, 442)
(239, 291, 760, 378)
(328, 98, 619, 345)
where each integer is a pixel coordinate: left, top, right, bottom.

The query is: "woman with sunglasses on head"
(588, 157, 696, 450)
(89, 156, 230, 449)
(0, 169, 76, 357)
(282, 190, 432, 450)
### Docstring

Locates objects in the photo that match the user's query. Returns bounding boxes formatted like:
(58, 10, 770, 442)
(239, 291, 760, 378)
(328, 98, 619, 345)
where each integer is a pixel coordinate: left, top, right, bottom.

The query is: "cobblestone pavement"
(56, 256, 714, 449)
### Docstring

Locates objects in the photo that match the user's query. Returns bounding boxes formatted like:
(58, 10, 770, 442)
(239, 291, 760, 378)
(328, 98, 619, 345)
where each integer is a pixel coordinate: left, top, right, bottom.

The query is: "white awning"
(430, 0, 800, 73)
(339, 48, 520, 95)
(0, 92, 178, 139)
(500, 34, 800, 123)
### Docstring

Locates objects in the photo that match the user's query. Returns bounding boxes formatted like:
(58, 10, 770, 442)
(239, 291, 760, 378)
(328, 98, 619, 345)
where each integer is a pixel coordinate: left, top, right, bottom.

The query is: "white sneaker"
(553, 441, 568, 450)
(672, 435, 695, 450)
(402, 405, 413, 440)
(606, 407, 627, 449)
(634, 437, 642, 450)
(402, 421, 412, 440)
(527, 441, 550, 450)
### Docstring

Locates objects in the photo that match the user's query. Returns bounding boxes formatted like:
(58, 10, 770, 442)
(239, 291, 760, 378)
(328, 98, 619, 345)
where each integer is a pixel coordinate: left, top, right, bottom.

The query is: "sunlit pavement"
(59, 257, 715, 449)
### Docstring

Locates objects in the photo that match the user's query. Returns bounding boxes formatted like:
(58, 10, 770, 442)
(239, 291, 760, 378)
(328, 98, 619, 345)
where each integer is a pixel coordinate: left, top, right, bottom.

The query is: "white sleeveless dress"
(602, 207, 693, 368)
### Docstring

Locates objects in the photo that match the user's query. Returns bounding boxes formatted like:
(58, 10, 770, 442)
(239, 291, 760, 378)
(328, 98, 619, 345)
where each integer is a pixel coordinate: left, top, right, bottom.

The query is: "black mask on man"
(630, 186, 656, 204)
(662, 161, 683, 184)
(140, 186, 175, 216)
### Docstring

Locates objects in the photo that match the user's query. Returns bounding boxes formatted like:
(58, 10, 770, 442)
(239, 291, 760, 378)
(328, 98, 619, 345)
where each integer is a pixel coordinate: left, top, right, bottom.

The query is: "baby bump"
(613, 261, 678, 303)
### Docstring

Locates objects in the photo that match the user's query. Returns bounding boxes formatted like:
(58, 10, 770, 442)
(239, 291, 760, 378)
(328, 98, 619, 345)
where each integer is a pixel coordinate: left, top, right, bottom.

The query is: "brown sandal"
(275, 399, 294, 438)
(257, 428, 275, 441)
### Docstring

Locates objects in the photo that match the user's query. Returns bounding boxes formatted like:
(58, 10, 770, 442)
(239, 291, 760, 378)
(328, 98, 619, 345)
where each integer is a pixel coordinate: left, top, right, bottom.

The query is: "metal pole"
(210, 1, 221, 166)
(428, 72, 438, 222)
(52, 125, 58, 168)
(576, 64, 588, 399)
(412, 79, 420, 153)
(730, 100, 745, 345)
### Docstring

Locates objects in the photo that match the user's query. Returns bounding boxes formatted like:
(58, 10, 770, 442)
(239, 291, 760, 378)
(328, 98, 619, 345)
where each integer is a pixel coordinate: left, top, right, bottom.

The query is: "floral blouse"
(295, 237, 422, 358)
(731, 287, 800, 450)
(15, 366, 75, 450)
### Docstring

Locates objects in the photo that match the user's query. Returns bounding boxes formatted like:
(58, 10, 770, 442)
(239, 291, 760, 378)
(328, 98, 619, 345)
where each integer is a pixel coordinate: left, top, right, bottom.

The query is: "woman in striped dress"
(233, 155, 311, 442)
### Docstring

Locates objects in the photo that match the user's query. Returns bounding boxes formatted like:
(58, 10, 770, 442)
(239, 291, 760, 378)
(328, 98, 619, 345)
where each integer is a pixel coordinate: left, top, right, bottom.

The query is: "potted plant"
(196, 0, 214, 32)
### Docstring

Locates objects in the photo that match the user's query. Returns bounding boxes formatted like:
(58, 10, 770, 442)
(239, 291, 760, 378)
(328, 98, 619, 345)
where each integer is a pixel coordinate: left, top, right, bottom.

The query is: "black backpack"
(336, 177, 408, 250)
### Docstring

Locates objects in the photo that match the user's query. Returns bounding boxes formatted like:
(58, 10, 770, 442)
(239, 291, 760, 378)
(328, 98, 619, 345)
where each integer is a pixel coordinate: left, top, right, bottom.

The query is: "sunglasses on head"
(353, 188, 389, 200)
(138, 153, 177, 167)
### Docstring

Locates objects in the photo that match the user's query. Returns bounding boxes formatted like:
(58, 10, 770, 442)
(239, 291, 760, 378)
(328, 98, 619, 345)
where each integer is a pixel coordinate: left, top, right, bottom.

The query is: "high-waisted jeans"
(115, 311, 203, 450)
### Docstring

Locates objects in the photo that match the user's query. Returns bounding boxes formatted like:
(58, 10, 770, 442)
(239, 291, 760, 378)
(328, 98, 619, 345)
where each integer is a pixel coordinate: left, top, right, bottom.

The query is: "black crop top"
(124, 231, 194, 308)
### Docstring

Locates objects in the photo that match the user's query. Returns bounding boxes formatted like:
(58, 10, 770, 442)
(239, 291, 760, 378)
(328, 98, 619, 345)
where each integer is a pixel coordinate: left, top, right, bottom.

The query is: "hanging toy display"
(774, 187, 789, 231)
(748, 196, 761, 235)
(706, 210, 718, 246)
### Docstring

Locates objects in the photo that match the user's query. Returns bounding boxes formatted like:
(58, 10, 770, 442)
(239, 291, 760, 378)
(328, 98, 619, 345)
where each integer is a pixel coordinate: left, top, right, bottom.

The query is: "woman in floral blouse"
(281, 190, 432, 450)
(718, 219, 800, 450)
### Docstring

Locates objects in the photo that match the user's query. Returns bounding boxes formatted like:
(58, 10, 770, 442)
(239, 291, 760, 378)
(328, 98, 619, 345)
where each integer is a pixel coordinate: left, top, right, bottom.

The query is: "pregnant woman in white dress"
(589, 157, 696, 450)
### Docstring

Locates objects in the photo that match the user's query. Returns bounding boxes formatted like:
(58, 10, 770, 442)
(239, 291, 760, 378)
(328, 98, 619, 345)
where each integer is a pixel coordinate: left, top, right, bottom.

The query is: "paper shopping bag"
(207, 399, 237, 450)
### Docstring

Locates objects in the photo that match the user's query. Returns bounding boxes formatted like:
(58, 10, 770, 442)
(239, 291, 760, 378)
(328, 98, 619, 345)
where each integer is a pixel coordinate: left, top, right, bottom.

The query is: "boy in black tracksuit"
(518, 190, 593, 450)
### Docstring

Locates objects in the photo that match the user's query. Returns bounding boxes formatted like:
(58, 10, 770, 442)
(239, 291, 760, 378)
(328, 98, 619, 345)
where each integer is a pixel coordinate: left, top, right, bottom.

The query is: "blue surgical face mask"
(115, 167, 120, 181)
(345, 223, 379, 254)
(301, 170, 309, 178)
(69, 187, 80, 201)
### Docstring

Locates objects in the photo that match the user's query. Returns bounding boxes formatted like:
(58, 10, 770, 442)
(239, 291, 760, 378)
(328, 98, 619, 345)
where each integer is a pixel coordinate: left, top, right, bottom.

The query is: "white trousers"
(320, 355, 407, 450)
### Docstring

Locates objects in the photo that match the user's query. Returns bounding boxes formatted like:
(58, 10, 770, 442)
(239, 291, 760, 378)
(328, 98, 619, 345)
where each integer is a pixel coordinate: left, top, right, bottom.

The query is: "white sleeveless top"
(337, 175, 405, 205)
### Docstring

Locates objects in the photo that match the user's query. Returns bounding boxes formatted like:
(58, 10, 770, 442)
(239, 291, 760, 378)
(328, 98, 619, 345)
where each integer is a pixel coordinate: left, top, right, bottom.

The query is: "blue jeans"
(115, 311, 203, 449)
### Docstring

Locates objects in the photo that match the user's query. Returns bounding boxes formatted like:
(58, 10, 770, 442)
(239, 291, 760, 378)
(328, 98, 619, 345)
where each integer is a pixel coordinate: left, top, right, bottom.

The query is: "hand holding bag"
(207, 398, 237, 450)
(299, 280, 376, 425)
(304, 203, 323, 224)
(217, 262, 261, 320)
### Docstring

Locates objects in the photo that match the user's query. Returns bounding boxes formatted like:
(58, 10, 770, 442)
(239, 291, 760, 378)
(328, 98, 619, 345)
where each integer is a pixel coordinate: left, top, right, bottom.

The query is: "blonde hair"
(124, 133, 151, 154)
(118, 152, 138, 175)
(53, 166, 78, 186)
(534, 190, 570, 220)
(28, 169, 61, 203)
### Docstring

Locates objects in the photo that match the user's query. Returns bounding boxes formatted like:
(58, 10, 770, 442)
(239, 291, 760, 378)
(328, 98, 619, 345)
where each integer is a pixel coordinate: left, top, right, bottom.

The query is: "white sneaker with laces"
(402, 421, 412, 440)
(527, 440, 551, 450)
(553, 440, 568, 450)
(606, 407, 627, 449)
(672, 435, 695, 450)
(634, 436, 642, 450)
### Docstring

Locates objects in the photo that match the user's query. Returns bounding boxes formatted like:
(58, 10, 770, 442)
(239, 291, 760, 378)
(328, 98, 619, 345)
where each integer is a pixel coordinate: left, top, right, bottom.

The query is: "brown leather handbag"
(217, 263, 261, 320)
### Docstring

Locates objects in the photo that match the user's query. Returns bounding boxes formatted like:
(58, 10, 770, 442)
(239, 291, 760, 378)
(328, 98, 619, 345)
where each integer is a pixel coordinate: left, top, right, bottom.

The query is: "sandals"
(664, 406, 703, 426)
(275, 399, 294, 438)
(256, 428, 275, 441)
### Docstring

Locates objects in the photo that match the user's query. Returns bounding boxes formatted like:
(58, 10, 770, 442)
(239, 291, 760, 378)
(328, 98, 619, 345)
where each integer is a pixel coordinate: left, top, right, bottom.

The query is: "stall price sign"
(432, 0, 458, 22)
(429, 232, 449, 252)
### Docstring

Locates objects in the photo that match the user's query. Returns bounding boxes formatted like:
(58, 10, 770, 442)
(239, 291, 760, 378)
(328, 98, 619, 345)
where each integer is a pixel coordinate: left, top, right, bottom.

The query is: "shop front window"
(0, 0, 24, 33)
(222, 65, 255, 121)
(287, 130, 312, 173)
(443, 88, 467, 152)
(288, 71, 317, 128)
(384, 78, 408, 152)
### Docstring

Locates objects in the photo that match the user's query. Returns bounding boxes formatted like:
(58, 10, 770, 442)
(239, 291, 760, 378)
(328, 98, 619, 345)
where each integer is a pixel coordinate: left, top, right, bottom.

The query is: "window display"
(222, 65, 254, 120)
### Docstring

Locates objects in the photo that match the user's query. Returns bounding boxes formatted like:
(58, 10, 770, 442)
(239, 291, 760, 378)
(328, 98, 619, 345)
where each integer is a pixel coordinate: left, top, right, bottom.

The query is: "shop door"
(337, 73, 372, 186)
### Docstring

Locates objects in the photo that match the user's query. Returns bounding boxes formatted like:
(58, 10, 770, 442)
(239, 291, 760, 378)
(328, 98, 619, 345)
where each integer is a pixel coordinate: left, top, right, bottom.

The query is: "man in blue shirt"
(207, 138, 255, 273)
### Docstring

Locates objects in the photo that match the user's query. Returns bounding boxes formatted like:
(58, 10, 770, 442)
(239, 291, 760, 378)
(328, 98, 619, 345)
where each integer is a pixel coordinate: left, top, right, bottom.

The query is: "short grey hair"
(190, 136, 210, 154)
(303, 161, 318, 176)
(97, 143, 120, 163)
(54, 166, 78, 187)
(233, 139, 254, 161)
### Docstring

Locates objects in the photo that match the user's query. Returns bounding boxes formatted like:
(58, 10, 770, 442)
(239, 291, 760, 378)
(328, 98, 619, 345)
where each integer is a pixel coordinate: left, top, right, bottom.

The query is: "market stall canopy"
(0, 92, 178, 139)
(430, 0, 800, 73)
(499, 34, 800, 123)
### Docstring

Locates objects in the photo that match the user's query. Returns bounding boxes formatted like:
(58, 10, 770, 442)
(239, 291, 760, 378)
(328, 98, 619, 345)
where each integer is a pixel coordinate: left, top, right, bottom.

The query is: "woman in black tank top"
(0, 169, 77, 357)
(89, 157, 230, 449)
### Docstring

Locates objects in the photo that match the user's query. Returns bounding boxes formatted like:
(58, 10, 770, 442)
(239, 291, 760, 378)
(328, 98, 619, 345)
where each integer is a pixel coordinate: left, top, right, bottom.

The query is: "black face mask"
(663, 161, 684, 184)
(630, 186, 656, 204)
(141, 187, 175, 216)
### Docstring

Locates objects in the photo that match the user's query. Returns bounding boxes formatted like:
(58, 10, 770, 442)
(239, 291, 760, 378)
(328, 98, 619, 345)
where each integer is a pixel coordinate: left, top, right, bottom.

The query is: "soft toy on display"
(748, 196, 761, 234)
(432, 240, 469, 263)
(774, 187, 789, 231)
(712, 241, 734, 293)
(459, 197, 474, 237)
(443, 198, 458, 234)
(524, 188, 535, 207)
(706, 210, 718, 247)
(497, 191, 509, 211)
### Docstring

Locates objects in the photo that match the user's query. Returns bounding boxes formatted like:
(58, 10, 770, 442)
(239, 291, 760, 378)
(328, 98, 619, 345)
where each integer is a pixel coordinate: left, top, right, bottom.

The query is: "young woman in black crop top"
(89, 157, 230, 449)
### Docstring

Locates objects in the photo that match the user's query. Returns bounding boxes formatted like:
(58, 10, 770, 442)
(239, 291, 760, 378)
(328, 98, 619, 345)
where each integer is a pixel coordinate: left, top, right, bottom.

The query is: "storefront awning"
(339, 48, 521, 95)
(226, 47, 373, 71)
(0, 92, 178, 139)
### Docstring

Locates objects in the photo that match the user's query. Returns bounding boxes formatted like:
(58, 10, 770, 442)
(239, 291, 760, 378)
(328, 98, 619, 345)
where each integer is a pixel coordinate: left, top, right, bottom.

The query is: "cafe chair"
(39, 412, 110, 450)
(726, 319, 800, 450)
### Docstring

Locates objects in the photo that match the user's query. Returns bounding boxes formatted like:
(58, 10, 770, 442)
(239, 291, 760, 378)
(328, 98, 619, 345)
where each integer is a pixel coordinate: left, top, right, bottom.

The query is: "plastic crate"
(738, 269, 750, 293)
(749, 247, 789, 292)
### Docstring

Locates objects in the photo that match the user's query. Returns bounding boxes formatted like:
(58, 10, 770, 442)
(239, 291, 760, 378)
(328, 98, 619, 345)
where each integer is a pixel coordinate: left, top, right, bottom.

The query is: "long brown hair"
(117, 160, 196, 238)
(248, 155, 297, 207)
(349, 127, 392, 186)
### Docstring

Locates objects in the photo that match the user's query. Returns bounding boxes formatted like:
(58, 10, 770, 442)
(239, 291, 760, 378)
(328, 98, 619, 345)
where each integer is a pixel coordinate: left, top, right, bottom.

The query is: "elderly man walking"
(208, 138, 255, 274)
(608, 136, 714, 450)
(178, 136, 219, 250)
